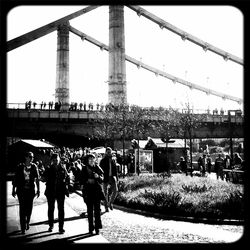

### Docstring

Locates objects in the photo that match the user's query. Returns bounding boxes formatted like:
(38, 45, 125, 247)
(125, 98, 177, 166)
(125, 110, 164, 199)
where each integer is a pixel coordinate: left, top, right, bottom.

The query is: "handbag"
(97, 183, 105, 201)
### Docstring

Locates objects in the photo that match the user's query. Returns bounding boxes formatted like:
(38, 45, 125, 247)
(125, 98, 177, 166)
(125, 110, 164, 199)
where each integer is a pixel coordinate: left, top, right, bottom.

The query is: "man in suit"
(42, 153, 70, 234)
(100, 147, 118, 212)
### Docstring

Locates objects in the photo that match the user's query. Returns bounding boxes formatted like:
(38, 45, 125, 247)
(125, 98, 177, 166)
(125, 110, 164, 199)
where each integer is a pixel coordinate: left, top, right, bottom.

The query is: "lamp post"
(227, 110, 234, 161)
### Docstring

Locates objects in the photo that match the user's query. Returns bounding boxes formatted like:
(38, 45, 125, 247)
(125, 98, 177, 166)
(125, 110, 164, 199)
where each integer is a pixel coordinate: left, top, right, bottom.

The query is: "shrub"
(115, 173, 244, 219)
(181, 183, 211, 193)
(142, 189, 181, 209)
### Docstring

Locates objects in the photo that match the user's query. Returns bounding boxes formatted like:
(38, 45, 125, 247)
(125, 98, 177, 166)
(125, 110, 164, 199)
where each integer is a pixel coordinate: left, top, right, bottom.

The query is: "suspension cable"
(126, 5, 243, 66)
(6, 5, 100, 52)
(69, 25, 242, 105)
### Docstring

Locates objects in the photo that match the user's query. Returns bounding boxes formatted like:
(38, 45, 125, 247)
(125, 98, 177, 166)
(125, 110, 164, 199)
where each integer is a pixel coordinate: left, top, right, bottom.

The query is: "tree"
(177, 102, 206, 175)
(92, 103, 118, 147)
(93, 103, 153, 174)
(152, 106, 180, 174)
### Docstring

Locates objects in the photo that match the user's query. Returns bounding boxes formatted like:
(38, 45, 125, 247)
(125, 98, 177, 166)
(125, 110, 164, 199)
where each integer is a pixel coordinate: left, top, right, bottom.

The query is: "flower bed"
(115, 173, 244, 220)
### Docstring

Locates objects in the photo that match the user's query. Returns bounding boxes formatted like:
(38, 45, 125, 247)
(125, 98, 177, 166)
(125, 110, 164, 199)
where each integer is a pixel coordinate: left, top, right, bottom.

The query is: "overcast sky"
(7, 5, 243, 111)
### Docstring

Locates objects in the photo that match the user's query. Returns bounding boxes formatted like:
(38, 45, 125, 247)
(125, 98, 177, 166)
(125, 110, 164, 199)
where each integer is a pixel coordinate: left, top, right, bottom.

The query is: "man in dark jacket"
(100, 147, 118, 212)
(42, 153, 70, 234)
(215, 153, 224, 180)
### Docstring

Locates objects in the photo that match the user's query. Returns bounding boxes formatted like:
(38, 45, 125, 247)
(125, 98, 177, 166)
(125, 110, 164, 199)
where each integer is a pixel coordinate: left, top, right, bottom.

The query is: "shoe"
(21, 229, 25, 234)
(95, 228, 99, 235)
(26, 223, 30, 230)
(109, 203, 113, 210)
(48, 226, 53, 232)
(59, 228, 65, 234)
(89, 230, 93, 235)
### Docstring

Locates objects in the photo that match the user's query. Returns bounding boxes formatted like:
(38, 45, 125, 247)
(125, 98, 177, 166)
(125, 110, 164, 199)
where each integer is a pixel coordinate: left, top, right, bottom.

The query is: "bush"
(115, 173, 244, 219)
(181, 183, 211, 193)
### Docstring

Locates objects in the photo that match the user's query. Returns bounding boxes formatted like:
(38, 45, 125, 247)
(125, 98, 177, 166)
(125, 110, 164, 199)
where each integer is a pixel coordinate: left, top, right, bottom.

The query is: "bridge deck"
(7, 109, 243, 124)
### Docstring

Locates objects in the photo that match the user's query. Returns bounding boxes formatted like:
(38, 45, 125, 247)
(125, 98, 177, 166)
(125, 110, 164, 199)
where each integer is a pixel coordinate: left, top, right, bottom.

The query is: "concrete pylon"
(108, 5, 127, 105)
(55, 22, 70, 109)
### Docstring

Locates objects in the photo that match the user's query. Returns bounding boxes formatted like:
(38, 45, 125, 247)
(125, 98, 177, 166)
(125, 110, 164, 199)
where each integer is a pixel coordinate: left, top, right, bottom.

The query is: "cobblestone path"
(67, 192, 244, 243)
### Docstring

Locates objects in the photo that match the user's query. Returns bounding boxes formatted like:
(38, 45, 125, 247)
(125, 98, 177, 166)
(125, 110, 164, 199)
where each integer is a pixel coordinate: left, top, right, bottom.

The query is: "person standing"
(214, 153, 225, 180)
(178, 156, 188, 176)
(206, 154, 212, 174)
(12, 151, 40, 234)
(100, 147, 118, 212)
(201, 154, 207, 177)
(80, 154, 105, 235)
(233, 153, 243, 169)
(224, 154, 232, 181)
(42, 153, 70, 234)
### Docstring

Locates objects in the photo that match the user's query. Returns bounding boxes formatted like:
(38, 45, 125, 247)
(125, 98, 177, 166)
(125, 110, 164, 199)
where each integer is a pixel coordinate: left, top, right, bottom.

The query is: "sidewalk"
(6, 181, 109, 244)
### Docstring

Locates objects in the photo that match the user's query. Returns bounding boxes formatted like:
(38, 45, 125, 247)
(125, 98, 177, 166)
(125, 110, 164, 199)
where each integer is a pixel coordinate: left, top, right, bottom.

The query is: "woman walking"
(80, 154, 105, 235)
(12, 151, 40, 234)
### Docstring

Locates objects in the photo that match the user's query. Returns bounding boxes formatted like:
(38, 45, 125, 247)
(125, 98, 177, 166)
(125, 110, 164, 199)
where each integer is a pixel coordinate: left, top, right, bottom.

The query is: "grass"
(115, 173, 244, 220)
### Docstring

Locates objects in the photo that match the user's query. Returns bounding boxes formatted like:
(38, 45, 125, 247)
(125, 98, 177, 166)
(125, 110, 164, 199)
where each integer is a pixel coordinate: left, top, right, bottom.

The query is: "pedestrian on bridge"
(100, 147, 119, 212)
(79, 102, 83, 110)
(12, 151, 40, 234)
(42, 153, 70, 234)
(80, 154, 105, 235)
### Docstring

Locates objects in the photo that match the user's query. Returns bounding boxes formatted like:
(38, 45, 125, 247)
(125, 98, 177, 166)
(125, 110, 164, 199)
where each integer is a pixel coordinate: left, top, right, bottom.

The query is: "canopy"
(20, 139, 54, 148)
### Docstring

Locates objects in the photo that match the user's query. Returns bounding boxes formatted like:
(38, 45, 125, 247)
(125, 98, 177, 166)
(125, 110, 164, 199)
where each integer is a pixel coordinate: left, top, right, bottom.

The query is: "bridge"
(6, 5, 243, 142)
(7, 105, 243, 139)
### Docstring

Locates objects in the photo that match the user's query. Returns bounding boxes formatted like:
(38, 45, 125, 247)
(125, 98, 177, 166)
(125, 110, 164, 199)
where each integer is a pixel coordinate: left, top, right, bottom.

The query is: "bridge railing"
(7, 107, 243, 124)
(6, 103, 243, 115)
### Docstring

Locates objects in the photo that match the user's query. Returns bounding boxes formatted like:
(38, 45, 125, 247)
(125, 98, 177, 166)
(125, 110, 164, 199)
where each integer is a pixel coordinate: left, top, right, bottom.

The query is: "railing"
(6, 103, 243, 117)
(223, 169, 244, 184)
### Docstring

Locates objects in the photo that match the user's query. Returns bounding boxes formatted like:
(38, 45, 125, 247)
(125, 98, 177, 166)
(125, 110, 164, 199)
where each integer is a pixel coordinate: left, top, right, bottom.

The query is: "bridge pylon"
(55, 21, 70, 109)
(108, 5, 127, 105)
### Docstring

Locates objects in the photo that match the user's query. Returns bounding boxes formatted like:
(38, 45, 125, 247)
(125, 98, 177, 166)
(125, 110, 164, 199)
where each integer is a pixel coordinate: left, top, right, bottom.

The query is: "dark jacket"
(43, 163, 70, 197)
(214, 157, 224, 172)
(12, 162, 39, 194)
(80, 164, 105, 201)
(100, 156, 118, 182)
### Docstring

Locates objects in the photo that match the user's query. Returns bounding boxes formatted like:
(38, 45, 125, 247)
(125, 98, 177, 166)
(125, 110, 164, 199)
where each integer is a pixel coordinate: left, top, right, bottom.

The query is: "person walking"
(12, 151, 40, 234)
(42, 153, 70, 234)
(100, 147, 119, 212)
(80, 154, 105, 235)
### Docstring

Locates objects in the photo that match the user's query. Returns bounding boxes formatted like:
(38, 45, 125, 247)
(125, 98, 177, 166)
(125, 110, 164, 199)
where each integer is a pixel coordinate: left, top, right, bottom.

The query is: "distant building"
(137, 137, 189, 173)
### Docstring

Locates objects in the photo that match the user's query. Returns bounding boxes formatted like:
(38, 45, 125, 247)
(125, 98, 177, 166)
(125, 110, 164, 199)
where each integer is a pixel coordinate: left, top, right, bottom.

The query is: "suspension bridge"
(6, 5, 243, 141)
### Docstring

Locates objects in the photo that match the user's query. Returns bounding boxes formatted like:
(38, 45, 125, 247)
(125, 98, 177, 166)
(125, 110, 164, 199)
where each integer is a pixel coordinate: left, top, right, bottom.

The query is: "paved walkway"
(6, 181, 109, 244)
(6, 180, 244, 244)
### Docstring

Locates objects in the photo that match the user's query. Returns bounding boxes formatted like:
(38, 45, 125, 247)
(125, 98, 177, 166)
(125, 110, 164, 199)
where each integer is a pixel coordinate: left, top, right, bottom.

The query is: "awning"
(20, 139, 55, 148)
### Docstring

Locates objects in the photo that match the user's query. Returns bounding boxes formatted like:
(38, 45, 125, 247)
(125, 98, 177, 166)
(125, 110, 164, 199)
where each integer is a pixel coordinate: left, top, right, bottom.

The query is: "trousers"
(86, 198, 102, 231)
(46, 194, 65, 229)
(103, 176, 118, 208)
(17, 189, 35, 231)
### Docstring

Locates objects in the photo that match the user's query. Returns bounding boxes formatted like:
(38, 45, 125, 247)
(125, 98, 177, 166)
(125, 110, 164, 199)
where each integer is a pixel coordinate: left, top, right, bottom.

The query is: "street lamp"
(227, 110, 236, 161)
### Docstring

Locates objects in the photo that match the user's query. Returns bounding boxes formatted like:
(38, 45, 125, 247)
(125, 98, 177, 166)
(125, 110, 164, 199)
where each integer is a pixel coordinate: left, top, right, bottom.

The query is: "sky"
(7, 5, 243, 112)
